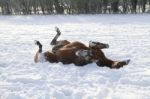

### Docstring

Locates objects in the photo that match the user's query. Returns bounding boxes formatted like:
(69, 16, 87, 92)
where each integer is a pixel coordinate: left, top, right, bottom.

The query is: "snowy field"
(0, 14, 150, 99)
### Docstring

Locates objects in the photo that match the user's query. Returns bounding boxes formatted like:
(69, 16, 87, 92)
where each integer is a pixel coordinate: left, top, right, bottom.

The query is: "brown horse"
(34, 27, 130, 69)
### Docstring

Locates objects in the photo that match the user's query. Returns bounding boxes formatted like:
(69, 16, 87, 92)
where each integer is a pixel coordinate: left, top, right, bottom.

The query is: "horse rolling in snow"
(34, 27, 130, 69)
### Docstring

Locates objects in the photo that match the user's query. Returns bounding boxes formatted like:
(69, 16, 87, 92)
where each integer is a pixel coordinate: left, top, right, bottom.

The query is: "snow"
(0, 14, 150, 99)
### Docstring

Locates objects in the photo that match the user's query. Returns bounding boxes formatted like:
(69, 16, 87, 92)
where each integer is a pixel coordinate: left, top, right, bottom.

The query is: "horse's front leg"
(89, 41, 109, 49)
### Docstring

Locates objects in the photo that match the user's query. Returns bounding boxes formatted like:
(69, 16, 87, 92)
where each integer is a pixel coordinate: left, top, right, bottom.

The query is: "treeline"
(0, 0, 150, 15)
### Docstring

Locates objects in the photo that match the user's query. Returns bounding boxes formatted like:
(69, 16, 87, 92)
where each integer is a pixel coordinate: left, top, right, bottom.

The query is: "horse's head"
(111, 59, 130, 69)
(96, 59, 130, 69)
(89, 41, 109, 49)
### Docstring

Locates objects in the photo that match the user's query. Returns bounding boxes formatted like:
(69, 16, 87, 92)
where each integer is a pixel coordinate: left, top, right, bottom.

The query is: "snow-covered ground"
(0, 14, 150, 99)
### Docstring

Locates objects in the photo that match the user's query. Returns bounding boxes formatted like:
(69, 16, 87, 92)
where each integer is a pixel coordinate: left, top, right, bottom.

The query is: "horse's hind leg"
(34, 40, 43, 53)
(34, 40, 44, 63)
(50, 27, 61, 45)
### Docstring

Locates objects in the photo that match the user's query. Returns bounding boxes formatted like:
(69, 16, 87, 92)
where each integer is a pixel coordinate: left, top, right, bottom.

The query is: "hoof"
(34, 40, 41, 46)
(34, 40, 38, 45)
(55, 27, 58, 31)
(55, 27, 61, 35)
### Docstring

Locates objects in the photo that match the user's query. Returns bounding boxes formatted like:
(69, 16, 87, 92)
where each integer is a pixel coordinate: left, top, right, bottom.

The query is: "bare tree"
(0, 0, 150, 15)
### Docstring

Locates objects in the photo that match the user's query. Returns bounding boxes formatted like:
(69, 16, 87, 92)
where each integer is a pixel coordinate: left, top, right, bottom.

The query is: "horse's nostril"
(125, 59, 130, 65)
(106, 44, 109, 48)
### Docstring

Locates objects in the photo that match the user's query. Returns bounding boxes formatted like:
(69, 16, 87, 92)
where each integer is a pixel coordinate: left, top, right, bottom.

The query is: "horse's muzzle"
(105, 44, 109, 48)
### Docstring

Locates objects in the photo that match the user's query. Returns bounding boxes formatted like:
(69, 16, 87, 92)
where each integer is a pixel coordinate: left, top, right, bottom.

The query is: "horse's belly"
(56, 49, 76, 64)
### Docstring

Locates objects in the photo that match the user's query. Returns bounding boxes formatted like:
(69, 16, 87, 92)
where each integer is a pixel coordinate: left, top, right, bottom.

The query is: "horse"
(34, 27, 130, 69)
